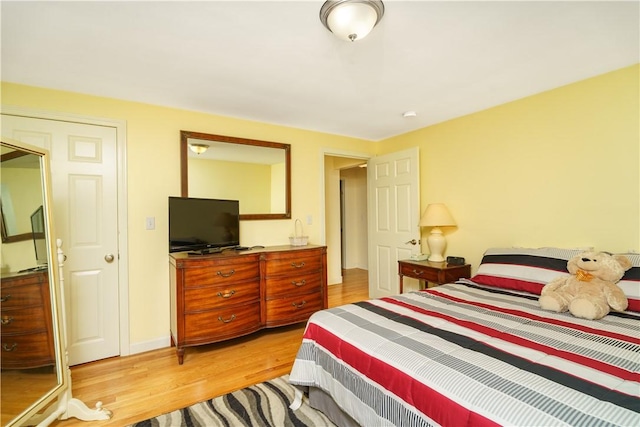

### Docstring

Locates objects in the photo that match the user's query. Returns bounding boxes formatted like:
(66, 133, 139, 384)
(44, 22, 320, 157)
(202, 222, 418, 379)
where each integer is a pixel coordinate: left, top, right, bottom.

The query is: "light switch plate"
(145, 216, 155, 230)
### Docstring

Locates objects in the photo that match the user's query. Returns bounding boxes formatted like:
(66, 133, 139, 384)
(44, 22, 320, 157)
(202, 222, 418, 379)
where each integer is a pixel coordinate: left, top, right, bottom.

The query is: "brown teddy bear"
(539, 251, 631, 320)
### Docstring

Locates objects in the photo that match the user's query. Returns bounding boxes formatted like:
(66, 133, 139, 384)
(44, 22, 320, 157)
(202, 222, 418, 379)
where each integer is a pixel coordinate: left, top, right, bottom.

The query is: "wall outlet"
(306, 215, 312, 225)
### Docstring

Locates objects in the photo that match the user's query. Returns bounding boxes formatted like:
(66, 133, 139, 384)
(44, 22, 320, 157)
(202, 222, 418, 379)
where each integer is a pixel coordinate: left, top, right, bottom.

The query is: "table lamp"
(419, 203, 457, 262)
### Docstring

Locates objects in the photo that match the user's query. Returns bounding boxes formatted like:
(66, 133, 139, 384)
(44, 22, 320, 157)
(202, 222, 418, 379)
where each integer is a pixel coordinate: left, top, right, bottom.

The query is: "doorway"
(323, 152, 369, 286)
(339, 166, 368, 271)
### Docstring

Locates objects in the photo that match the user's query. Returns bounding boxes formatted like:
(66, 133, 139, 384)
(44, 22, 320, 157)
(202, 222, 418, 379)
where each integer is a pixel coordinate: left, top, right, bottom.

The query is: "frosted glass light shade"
(320, 0, 385, 42)
(189, 143, 209, 155)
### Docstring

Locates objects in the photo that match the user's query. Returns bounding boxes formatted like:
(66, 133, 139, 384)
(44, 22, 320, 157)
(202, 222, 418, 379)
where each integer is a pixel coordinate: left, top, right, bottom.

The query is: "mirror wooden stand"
(1, 140, 65, 426)
(0, 140, 111, 426)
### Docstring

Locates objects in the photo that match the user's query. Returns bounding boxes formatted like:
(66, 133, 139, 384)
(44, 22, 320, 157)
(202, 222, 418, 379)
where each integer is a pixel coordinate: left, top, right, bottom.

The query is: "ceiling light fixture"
(189, 143, 209, 155)
(320, 0, 385, 42)
(403, 111, 417, 118)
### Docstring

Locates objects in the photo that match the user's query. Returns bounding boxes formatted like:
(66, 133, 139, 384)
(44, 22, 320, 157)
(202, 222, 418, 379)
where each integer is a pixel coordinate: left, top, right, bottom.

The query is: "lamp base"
(427, 227, 446, 263)
(427, 253, 446, 263)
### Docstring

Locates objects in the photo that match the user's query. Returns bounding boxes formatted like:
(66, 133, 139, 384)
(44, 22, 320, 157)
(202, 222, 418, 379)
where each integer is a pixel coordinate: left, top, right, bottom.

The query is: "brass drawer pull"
(291, 280, 307, 287)
(290, 262, 306, 268)
(216, 269, 235, 278)
(411, 269, 425, 276)
(217, 314, 236, 324)
(0, 294, 11, 303)
(1, 316, 14, 325)
(2, 343, 17, 352)
(216, 290, 236, 299)
(292, 300, 307, 309)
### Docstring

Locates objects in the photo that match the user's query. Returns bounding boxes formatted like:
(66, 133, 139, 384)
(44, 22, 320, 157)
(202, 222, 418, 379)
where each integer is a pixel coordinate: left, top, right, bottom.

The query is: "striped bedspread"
(289, 282, 640, 427)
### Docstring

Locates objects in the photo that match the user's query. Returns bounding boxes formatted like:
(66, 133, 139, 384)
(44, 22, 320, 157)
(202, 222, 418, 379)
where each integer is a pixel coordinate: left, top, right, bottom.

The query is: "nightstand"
(398, 259, 471, 293)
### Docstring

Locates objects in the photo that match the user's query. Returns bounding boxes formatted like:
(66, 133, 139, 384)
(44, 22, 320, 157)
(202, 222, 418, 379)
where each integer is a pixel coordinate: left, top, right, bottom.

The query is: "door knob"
(104, 254, 115, 263)
(405, 239, 419, 245)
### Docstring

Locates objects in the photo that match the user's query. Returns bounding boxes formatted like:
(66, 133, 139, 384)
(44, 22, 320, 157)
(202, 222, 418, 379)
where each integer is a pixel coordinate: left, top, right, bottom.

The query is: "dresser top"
(1, 269, 49, 280)
(169, 244, 326, 261)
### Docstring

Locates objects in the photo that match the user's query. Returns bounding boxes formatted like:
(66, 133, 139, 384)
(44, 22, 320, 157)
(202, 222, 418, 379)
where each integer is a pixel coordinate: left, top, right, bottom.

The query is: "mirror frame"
(180, 130, 291, 220)
(1, 139, 68, 426)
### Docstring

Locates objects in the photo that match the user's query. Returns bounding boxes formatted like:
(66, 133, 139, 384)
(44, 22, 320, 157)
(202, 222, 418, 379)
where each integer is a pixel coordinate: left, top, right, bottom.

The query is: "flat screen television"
(30, 205, 48, 266)
(169, 196, 240, 253)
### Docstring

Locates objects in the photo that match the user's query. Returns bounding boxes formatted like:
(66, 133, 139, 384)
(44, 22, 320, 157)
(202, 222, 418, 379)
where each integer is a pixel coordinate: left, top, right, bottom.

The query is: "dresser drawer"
(183, 261, 259, 287)
(184, 280, 260, 311)
(265, 293, 323, 326)
(0, 283, 45, 309)
(1, 332, 54, 368)
(265, 252, 322, 276)
(265, 274, 321, 299)
(183, 302, 261, 343)
(1, 306, 49, 334)
(169, 246, 326, 364)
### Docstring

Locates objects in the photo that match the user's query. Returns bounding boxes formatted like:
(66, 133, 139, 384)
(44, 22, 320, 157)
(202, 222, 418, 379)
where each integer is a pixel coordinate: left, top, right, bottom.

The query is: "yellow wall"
(189, 158, 271, 214)
(1, 83, 374, 349)
(0, 166, 43, 271)
(378, 65, 640, 269)
(271, 162, 285, 213)
(2, 64, 638, 352)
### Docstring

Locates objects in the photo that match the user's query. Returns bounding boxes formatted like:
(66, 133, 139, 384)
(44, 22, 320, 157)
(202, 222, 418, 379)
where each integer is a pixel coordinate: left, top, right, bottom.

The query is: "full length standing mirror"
(180, 131, 291, 220)
(0, 139, 66, 426)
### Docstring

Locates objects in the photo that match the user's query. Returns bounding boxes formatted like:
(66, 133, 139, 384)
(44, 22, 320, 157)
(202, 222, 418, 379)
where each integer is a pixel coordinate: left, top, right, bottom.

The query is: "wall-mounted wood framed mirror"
(0, 139, 67, 426)
(180, 131, 291, 220)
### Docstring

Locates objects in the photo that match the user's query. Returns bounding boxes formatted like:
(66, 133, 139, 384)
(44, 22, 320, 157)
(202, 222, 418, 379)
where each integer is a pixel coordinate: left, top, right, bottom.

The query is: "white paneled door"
(2, 114, 121, 365)
(367, 147, 420, 298)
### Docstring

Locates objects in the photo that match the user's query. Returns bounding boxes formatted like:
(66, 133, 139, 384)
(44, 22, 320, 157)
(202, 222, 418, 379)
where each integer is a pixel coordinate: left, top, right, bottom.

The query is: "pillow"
(617, 253, 640, 312)
(470, 247, 585, 295)
(471, 247, 640, 312)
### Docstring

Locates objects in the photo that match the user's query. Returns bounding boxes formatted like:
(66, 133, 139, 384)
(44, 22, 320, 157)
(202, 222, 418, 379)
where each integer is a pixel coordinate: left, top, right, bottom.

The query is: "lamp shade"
(419, 203, 456, 227)
(320, 0, 385, 42)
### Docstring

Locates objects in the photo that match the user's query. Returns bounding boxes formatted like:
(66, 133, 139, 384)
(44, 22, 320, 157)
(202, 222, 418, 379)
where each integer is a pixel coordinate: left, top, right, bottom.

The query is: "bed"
(289, 247, 640, 426)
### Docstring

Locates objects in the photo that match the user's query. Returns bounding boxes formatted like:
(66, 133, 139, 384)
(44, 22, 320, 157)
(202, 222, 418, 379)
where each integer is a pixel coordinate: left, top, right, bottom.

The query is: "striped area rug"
(130, 375, 336, 427)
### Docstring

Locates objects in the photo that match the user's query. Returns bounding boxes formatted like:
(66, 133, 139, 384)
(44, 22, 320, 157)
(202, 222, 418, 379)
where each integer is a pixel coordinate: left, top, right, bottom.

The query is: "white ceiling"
(1, 1, 638, 141)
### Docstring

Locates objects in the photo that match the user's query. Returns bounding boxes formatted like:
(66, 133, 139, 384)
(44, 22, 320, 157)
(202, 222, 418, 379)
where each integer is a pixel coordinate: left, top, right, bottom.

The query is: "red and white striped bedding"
(289, 282, 640, 426)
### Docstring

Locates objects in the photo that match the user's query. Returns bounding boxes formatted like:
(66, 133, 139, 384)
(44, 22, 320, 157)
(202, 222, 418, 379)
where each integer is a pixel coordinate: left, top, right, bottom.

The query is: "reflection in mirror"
(1, 149, 42, 244)
(1, 141, 64, 426)
(180, 131, 291, 220)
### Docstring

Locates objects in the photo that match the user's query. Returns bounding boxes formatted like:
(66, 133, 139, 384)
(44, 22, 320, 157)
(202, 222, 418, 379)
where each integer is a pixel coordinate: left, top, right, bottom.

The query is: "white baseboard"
(328, 274, 343, 285)
(129, 335, 171, 355)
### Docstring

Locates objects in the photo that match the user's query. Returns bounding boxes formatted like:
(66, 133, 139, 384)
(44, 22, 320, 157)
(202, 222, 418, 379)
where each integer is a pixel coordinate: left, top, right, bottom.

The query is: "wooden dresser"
(1, 270, 56, 369)
(170, 245, 327, 364)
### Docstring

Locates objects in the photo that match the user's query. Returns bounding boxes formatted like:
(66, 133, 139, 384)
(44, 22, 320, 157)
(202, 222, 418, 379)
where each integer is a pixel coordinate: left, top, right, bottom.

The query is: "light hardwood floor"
(48, 268, 369, 426)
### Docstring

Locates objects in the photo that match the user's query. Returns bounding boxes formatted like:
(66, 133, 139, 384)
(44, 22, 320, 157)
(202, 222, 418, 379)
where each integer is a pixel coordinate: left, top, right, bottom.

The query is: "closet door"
(2, 114, 121, 365)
